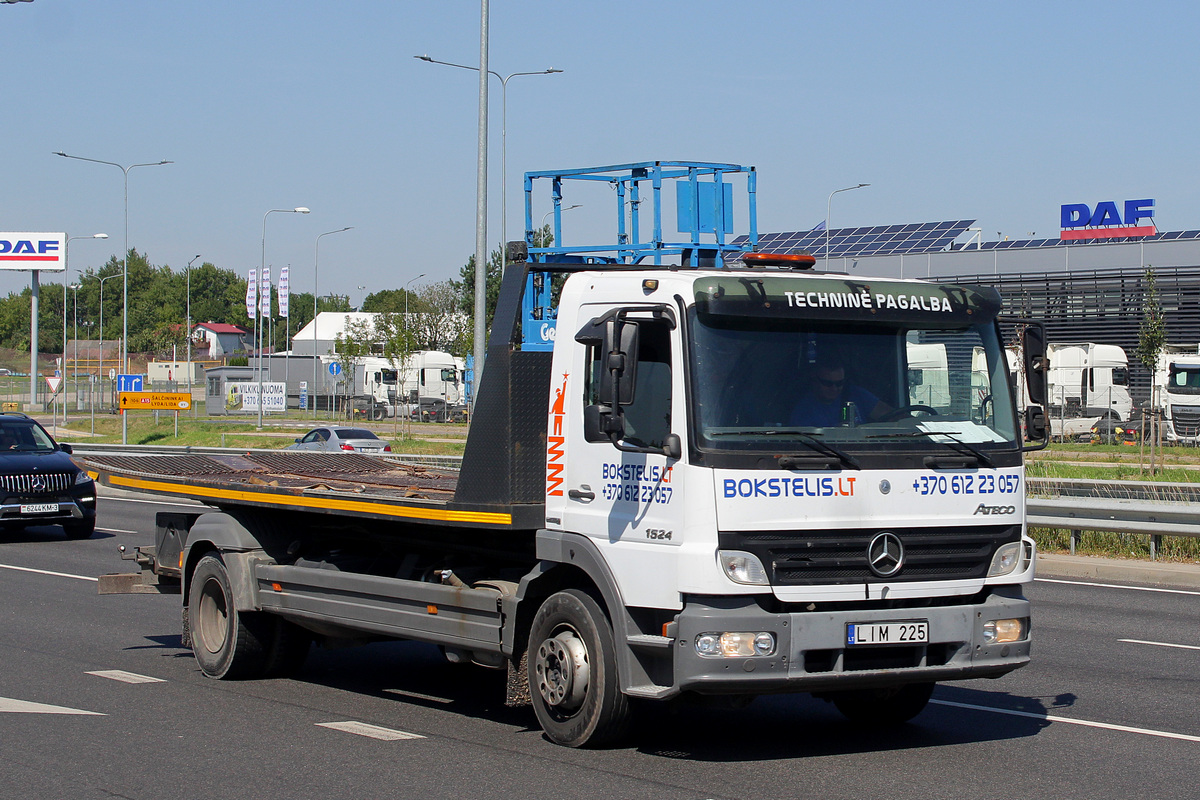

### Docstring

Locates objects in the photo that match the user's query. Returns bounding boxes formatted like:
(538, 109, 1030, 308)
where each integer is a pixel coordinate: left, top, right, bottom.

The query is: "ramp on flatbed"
(81, 452, 537, 530)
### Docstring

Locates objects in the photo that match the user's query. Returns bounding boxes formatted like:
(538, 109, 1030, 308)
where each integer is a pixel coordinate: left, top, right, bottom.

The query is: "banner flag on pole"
(279, 266, 290, 318)
(260, 267, 271, 316)
(246, 269, 257, 319)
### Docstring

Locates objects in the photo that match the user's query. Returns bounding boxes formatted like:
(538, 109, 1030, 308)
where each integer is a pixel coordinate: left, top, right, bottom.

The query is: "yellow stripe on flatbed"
(108, 475, 512, 526)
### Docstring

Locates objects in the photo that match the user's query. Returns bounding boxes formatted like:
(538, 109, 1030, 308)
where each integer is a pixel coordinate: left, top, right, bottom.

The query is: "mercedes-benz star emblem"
(867, 532, 904, 578)
(32, 476, 46, 492)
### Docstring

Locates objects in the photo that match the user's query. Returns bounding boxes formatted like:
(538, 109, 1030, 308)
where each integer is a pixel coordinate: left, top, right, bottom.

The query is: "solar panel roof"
(729, 220, 976, 261)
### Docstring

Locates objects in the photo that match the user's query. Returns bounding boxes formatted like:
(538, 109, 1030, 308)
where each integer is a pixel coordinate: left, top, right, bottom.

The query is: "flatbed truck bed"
(81, 451, 537, 530)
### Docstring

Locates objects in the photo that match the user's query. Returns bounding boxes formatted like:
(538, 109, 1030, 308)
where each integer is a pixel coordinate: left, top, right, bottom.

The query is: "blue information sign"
(117, 374, 143, 393)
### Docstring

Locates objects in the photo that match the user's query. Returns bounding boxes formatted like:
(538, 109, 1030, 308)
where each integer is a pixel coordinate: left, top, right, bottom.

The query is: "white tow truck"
(93, 161, 1048, 747)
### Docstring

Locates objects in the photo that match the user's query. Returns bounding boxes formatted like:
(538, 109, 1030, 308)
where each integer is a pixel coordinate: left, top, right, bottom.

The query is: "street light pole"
(313, 227, 353, 420)
(185, 254, 201, 410)
(259, 207, 309, 428)
(825, 183, 870, 269)
(403, 273, 426, 409)
(414, 53, 563, 401)
(96, 271, 122, 412)
(54, 151, 172, 443)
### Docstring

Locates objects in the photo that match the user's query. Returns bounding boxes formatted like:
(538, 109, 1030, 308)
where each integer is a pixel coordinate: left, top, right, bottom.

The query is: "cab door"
(557, 307, 685, 610)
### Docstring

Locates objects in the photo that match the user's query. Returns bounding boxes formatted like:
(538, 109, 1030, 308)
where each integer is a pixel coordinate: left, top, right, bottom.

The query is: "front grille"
(0, 472, 73, 495)
(1171, 405, 1200, 437)
(720, 524, 1020, 585)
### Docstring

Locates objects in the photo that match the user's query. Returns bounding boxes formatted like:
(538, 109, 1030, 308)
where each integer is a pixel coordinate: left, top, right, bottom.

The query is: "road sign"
(328, 362, 342, 376)
(116, 374, 143, 393)
(46, 376, 62, 393)
(119, 392, 191, 411)
(299, 380, 308, 410)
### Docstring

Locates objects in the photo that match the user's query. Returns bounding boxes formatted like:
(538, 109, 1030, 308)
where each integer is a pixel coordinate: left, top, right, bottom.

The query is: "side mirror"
(598, 318, 639, 407)
(1024, 406, 1048, 444)
(1021, 324, 1048, 406)
(60, 442, 73, 455)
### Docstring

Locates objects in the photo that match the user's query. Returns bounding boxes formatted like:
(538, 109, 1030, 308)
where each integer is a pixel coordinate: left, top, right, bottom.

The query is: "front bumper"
(0, 488, 97, 528)
(671, 588, 1029, 695)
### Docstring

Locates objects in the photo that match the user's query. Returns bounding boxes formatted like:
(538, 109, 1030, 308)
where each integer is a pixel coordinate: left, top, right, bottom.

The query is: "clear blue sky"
(3, 1, 1197, 304)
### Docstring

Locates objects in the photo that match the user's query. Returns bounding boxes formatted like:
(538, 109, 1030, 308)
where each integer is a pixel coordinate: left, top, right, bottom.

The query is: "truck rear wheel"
(189, 554, 310, 680)
(831, 682, 934, 725)
(529, 589, 631, 748)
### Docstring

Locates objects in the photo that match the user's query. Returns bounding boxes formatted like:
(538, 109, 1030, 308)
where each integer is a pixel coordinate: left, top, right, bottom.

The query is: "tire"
(63, 519, 96, 540)
(831, 682, 935, 725)
(372, 405, 386, 421)
(528, 589, 631, 748)
(188, 554, 276, 679)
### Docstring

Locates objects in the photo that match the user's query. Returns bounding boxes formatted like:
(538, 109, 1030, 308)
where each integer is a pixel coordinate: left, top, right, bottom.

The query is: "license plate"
(20, 503, 59, 514)
(847, 620, 929, 646)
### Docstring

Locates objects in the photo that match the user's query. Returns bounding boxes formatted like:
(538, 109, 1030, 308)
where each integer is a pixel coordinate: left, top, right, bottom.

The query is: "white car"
(287, 426, 392, 453)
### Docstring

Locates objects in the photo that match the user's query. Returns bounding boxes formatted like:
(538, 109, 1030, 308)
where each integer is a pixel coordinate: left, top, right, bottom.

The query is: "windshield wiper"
(708, 428, 860, 470)
(781, 432, 860, 470)
(868, 429, 993, 468)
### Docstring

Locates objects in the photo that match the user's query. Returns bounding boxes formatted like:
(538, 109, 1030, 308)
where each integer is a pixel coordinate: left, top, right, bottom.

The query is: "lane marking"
(383, 688, 454, 705)
(931, 699, 1200, 743)
(0, 696, 104, 715)
(97, 528, 138, 535)
(316, 721, 425, 741)
(1118, 638, 1200, 652)
(86, 670, 166, 684)
(1036, 577, 1200, 597)
(0, 563, 97, 582)
(99, 496, 203, 508)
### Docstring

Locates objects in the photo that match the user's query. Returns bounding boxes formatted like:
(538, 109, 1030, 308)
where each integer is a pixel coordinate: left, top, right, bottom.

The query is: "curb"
(1036, 552, 1200, 590)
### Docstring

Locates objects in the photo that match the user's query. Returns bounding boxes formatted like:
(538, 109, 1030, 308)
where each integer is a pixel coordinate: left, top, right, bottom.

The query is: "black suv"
(0, 413, 96, 539)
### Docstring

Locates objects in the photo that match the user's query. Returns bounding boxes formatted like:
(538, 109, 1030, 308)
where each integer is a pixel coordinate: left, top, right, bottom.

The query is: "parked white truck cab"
(1046, 342, 1132, 421)
(1155, 344, 1200, 443)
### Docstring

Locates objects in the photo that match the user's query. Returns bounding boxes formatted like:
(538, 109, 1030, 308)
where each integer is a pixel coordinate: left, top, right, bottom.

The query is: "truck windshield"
(687, 276, 1019, 456)
(1168, 364, 1200, 395)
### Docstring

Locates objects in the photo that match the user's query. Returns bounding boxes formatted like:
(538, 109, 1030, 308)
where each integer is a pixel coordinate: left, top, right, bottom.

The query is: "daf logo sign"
(867, 532, 904, 578)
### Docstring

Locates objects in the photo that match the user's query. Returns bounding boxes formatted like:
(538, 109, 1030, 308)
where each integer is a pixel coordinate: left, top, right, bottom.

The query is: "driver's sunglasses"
(817, 377, 844, 388)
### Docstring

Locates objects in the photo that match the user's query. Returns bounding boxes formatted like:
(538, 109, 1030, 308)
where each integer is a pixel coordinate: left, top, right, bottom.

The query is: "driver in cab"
(789, 356, 890, 427)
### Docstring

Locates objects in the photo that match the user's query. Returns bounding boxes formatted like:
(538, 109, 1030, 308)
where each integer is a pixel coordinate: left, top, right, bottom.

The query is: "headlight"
(983, 618, 1027, 643)
(74, 471, 94, 486)
(695, 631, 776, 658)
(718, 550, 769, 585)
(987, 542, 1022, 577)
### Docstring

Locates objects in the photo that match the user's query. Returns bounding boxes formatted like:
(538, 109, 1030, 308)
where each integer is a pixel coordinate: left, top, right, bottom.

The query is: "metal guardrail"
(1026, 477, 1200, 559)
(68, 442, 464, 470)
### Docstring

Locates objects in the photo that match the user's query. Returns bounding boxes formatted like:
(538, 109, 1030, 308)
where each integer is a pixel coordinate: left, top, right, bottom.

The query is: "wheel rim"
(534, 628, 590, 713)
(196, 576, 230, 655)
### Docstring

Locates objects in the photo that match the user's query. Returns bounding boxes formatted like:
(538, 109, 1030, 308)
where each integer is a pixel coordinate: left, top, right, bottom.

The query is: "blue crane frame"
(519, 161, 759, 350)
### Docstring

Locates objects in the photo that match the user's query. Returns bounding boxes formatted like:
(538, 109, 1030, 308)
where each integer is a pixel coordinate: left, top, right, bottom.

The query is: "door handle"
(568, 487, 595, 501)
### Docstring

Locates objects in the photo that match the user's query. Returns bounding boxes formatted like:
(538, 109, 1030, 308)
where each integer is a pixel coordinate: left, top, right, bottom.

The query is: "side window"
(316, 429, 330, 442)
(584, 318, 672, 448)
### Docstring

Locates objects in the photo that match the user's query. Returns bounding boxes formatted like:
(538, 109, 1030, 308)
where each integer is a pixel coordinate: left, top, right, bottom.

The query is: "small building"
(192, 322, 250, 359)
(203, 365, 255, 416)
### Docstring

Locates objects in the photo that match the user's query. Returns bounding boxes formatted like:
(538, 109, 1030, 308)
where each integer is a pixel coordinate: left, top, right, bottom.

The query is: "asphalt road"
(1, 495, 1197, 800)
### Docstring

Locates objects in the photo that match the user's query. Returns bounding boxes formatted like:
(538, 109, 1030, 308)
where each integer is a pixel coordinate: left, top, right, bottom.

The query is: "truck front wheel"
(529, 589, 631, 747)
(830, 682, 935, 725)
